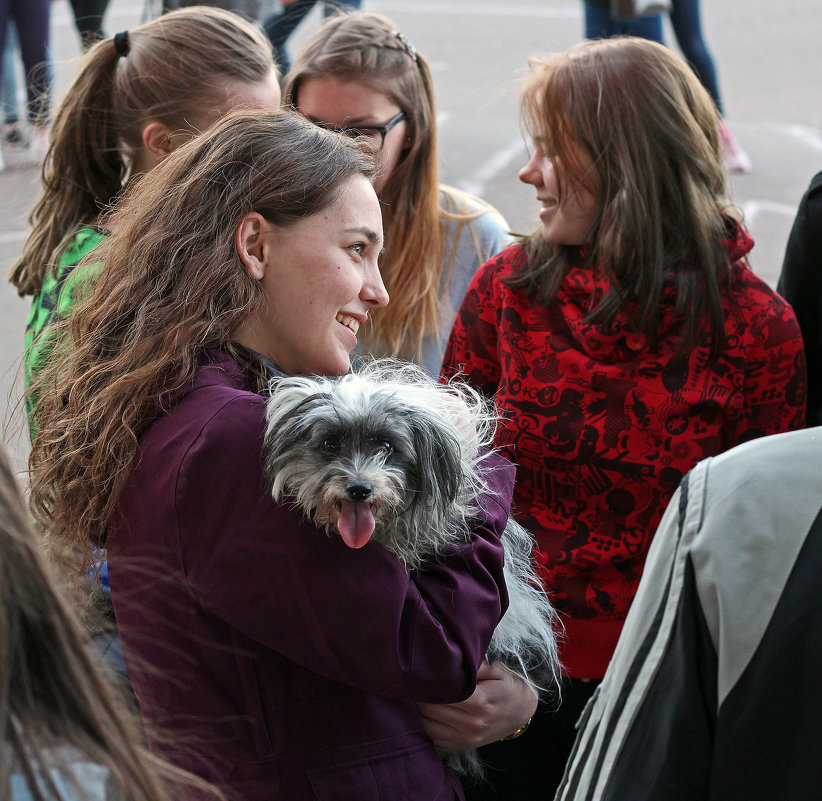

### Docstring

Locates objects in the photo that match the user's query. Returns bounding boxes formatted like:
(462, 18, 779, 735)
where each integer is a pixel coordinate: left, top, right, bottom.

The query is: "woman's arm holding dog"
(174, 397, 515, 702)
(417, 661, 539, 748)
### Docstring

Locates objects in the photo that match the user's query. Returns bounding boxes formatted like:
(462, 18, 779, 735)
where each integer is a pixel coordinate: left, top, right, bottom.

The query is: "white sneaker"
(719, 123, 752, 174)
(29, 126, 50, 165)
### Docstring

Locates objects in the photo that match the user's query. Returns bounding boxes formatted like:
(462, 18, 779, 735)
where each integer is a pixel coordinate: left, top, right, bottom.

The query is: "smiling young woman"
(439, 37, 806, 800)
(230, 173, 387, 377)
(28, 109, 514, 801)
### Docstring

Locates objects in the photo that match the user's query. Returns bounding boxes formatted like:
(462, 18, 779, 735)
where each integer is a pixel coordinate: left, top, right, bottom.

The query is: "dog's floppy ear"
(406, 408, 464, 520)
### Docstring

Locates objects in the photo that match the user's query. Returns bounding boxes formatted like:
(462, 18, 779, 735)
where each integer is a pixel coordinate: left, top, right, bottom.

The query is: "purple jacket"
(108, 349, 513, 801)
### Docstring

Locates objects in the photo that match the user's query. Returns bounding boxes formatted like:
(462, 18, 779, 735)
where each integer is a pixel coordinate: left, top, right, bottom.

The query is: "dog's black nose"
(345, 482, 372, 502)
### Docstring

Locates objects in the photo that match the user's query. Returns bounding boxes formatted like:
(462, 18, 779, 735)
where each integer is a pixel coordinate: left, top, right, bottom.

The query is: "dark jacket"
(557, 427, 822, 800)
(108, 348, 513, 801)
(777, 170, 822, 426)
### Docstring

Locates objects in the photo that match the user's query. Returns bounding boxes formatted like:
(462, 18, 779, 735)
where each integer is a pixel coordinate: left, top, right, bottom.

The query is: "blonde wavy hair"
(284, 11, 492, 361)
(0, 443, 221, 801)
(513, 37, 732, 353)
(9, 6, 276, 298)
(28, 110, 376, 581)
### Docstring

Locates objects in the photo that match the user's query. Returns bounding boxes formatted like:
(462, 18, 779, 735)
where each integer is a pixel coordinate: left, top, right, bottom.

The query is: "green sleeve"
(23, 227, 107, 428)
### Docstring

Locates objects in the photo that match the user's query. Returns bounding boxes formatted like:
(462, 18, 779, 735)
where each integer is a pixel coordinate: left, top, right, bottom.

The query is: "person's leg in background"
(0, 0, 11, 171)
(322, 0, 361, 18)
(7, 0, 51, 163)
(669, 0, 751, 172)
(616, 12, 664, 40)
(583, 0, 618, 38)
(584, 0, 664, 42)
(1, 19, 55, 151)
(263, 0, 318, 74)
(264, 0, 362, 75)
(669, 0, 721, 109)
(0, 20, 23, 147)
(68, 0, 111, 50)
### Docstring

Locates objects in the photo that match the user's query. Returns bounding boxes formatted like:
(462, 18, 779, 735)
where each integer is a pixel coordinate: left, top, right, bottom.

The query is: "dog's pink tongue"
(337, 500, 376, 549)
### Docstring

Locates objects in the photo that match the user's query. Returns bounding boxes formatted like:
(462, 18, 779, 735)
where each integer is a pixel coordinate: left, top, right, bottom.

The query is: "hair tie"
(113, 30, 130, 58)
(393, 31, 418, 63)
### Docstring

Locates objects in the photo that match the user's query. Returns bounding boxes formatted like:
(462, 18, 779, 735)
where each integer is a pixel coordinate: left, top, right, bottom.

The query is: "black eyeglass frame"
(312, 110, 407, 149)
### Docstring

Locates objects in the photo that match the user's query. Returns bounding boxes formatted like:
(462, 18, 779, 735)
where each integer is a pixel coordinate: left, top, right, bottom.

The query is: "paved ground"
(1, 0, 820, 467)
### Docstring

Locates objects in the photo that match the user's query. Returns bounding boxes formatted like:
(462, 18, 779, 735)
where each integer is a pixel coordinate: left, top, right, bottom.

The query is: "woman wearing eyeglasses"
(283, 11, 511, 378)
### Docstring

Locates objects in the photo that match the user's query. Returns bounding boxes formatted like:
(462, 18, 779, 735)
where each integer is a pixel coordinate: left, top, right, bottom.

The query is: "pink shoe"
(719, 123, 752, 174)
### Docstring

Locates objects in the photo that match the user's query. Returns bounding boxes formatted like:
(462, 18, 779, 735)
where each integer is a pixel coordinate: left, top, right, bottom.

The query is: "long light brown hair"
(513, 37, 731, 353)
(28, 110, 376, 581)
(284, 11, 491, 361)
(9, 6, 276, 298)
(0, 443, 219, 801)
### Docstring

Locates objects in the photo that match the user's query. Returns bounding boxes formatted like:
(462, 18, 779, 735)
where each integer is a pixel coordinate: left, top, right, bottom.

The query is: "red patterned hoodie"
(441, 220, 806, 678)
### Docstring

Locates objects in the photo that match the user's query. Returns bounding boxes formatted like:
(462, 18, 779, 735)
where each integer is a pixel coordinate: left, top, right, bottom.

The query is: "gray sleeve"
(557, 427, 822, 801)
(419, 204, 512, 377)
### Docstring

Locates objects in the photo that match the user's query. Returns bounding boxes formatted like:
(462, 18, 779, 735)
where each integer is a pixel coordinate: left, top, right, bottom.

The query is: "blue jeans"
(583, 0, 665, 41)
(0, 0, 50, 125)
(2, 19, 55, 126)
(263, 0, 362, 74)
(1, 20, 18, 124)
(669, 0, 722, 113)
(68, 0, 110, 50)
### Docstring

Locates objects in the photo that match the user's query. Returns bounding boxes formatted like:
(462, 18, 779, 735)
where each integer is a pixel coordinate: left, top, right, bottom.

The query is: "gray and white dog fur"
(262, 359, 561, 777)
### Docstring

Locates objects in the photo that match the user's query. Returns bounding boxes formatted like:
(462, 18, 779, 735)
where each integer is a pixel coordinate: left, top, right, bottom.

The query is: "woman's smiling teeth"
(336, 313, 360, 334)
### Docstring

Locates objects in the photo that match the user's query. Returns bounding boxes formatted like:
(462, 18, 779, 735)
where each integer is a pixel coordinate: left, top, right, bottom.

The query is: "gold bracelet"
(501, 717, 532, 741)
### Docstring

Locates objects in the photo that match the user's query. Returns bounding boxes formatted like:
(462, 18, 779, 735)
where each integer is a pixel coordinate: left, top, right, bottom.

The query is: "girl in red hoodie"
(432, 36, 806, 800)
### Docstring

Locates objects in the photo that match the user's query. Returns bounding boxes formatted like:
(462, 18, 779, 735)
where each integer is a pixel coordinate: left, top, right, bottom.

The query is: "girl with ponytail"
(10, 6, 280, 419)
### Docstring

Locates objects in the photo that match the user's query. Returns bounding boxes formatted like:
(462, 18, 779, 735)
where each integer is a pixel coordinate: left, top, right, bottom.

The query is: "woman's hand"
(417, 661, 538, 749)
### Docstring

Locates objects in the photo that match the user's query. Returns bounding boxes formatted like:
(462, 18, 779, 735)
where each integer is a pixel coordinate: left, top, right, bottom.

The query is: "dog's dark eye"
(321, 437, 340, 453)
(373, 439, 393, 455)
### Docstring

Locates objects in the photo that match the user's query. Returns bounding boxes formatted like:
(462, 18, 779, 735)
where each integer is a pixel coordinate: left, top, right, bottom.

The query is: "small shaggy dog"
(262, 360, 561, 776)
